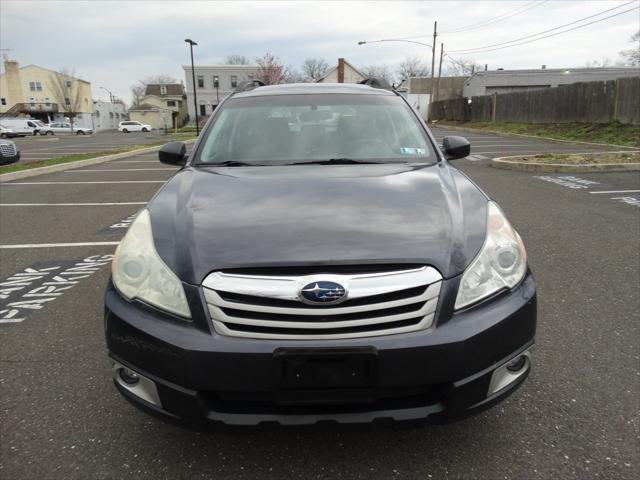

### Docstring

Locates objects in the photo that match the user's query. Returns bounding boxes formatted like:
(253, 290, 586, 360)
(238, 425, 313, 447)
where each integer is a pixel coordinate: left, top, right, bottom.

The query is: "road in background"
(430, 125, 629, 159)
(1, 131, 638, 479)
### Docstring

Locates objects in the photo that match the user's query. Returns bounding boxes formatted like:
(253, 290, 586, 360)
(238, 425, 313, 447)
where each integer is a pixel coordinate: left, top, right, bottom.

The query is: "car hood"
(148, 163, 488, 284)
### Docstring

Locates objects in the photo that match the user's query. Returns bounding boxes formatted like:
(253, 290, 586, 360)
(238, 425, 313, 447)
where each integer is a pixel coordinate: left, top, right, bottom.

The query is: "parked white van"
(118, 121, 152, 133)
(1, 118, 47, 136)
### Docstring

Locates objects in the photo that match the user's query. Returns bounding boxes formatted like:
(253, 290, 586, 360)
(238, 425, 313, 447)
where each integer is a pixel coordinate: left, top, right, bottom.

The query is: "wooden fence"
(428, 76, 640, 125)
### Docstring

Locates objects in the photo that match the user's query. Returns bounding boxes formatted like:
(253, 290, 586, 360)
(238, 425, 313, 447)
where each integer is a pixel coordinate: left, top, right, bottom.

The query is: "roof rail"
(234, 79, 265, 93)
(359, 77, 393, 91)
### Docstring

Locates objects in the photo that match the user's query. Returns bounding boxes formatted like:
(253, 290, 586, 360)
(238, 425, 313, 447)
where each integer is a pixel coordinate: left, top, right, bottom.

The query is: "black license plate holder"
(273, 347, 378, 405)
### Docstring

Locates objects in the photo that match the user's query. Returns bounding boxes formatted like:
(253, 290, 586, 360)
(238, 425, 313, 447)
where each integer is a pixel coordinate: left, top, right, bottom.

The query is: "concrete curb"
(0, 139, 197, 182)
(431, 124, 640, 151)
(491, 152, 640, 173)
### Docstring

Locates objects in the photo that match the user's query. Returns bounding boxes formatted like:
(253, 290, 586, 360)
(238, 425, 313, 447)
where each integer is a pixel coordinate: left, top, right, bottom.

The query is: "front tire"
(47, 131, 54, 136)
(122, 128, 129, 133)
(141, 127, 148, 132)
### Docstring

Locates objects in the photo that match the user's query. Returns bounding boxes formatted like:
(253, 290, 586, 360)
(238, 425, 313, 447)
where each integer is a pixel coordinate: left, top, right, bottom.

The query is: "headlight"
(112, 209, 191, 318)
(455, 201, 527, 310)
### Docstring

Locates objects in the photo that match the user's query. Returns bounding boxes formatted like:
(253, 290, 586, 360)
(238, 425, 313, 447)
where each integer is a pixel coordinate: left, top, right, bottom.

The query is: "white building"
(316, 58, 366, 84)
(183, 65, 259, 121)
(462, 67, 640, 97)
(92, 100, 127, 131)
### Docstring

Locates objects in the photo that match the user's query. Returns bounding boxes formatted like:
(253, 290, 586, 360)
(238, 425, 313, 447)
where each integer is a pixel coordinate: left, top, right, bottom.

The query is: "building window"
(197, 75, 204, 88)
(231, 75, 237, 88)
(27, 96, 36, 108)
(29, 81, 43, 92)
(65, 80, 72, 88)
(213, 76, 219, 88)
(160, 85, 167, 95)
(1, 98, 6, 105)
(199, 104, 206, 116)
(64, 97, 70, 105)
(167, 100, 176, 107)
(44, 97, 51, 107)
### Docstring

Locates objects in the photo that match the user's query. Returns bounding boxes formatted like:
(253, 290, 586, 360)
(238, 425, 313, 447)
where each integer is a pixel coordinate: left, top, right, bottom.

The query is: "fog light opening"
(506, 355, 527, 373)
(119, 367, 140, 385)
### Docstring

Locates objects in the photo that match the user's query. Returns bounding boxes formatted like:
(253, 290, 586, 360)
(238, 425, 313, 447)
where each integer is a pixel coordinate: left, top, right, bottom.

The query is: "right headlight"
(455, 201, 527, 310)
(112, 209, 191, 319)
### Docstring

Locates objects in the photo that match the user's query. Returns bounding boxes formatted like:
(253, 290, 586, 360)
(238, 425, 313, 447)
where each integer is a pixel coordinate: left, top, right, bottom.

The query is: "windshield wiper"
(290, 158, 381, 165)
(199, 161, 261, 167)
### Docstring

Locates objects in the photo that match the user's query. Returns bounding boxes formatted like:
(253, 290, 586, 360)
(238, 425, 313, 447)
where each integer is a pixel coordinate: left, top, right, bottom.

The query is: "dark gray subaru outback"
(105, 80, 536, 427)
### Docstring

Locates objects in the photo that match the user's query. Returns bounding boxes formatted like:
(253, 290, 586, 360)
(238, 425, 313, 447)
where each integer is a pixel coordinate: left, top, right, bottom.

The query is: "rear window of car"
(196, 93, 435, 165)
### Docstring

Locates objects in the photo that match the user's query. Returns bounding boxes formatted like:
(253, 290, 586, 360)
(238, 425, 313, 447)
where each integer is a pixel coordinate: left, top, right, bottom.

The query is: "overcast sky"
(1, 0, 638, 104)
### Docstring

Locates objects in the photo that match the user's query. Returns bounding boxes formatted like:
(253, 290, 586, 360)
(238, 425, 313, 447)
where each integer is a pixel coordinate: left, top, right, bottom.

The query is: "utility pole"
(435, 43, 444, 102)
(429, 21, 438, 120)
(185, 38, 199, 135)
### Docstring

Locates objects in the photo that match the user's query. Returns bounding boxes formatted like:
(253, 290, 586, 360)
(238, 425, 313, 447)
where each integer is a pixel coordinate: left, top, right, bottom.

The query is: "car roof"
(232, 82, 396, 98)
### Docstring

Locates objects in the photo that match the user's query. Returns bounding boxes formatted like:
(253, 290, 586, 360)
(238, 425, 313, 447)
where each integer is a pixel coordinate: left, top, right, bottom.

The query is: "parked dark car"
(0, 139, 20, 165)
(105, 81, 536, 427)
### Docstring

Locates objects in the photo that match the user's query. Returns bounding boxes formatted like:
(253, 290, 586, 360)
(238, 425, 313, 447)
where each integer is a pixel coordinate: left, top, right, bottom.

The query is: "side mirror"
(441, 136, 471, 160)
(159, 141, 187, 165)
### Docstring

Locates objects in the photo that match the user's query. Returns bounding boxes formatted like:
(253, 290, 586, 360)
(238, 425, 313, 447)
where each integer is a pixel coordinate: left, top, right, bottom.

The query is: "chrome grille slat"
(202, 266, 442, 340)
(203, 282, 440, 316)
(210, 296, 438, 330)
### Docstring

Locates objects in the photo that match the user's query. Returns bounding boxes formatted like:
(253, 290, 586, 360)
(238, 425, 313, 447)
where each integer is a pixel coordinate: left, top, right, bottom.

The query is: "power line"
(441, 0, 548, 34)
(395, 1, 547, 40)
(449, 4, 639, 55)
(448, 0, 637, 53)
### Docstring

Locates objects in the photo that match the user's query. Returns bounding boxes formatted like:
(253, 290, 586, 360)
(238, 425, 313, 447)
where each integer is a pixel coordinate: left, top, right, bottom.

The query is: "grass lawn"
(436, 121, 640, 147)
(512, 151, 640, 164)
(0, 135, 196, 174)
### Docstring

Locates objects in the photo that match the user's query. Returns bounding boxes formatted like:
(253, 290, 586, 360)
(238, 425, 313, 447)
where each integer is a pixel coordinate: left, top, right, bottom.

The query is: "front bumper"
(0, 152, 20, 165)
(105, 273, 536, 427)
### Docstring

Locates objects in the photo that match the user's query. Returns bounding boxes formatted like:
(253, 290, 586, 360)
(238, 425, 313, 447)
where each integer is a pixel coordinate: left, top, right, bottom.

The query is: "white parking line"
(0, 202, 147, 206)
(2, 181, 165, 185)
(589, 190, 640, 194)
(65, 168, 176, 172)
(0, 242, 120, 249)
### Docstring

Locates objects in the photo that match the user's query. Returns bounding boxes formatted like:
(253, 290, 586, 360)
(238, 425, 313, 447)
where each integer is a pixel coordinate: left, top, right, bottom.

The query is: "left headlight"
(112, 209, 191, 319)
(455, 201, 527, 310)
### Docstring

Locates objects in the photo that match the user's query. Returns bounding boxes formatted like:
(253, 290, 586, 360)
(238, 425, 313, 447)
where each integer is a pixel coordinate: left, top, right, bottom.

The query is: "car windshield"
(196, 93, 436, 165)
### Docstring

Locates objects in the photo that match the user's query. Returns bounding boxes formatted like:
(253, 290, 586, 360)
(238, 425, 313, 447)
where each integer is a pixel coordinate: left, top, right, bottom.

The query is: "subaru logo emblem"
(300, 281, 347, 304)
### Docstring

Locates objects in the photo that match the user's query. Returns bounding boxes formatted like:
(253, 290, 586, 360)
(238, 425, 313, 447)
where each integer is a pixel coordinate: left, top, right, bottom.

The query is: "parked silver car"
(0, 139, 20, 165)
(40, 122, 93, 135)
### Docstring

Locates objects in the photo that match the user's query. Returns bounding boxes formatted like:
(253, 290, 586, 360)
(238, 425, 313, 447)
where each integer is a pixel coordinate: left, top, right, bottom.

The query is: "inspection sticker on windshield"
(400, 147, 426, 155)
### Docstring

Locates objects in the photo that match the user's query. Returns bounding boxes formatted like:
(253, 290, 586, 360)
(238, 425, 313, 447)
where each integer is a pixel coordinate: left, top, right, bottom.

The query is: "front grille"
(0, 143, 17, 156)
(202, 266, 442, 340)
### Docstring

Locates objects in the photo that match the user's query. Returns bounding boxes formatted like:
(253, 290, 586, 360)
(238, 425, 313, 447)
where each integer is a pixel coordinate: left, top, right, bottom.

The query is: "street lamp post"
(213, 75, 219, 107)
(99, 86, 114, 103)
(184, 38, 199, 135)
(358, 36, 443, 120)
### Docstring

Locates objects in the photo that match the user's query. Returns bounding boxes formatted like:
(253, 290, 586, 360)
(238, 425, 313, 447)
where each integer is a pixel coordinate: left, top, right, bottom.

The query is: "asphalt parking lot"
(10, 130, 174, 163)
(1, 128, 638, 479)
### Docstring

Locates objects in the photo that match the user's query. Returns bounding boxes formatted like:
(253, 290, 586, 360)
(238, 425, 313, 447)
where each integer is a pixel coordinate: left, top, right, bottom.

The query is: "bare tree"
(141, 74, 178, 85)
(444, 57, 483, 77)
(620, 30, 640, 66)
(255, 52, 286, 85)
(130, 83, 145, 106)
(360, 64, 395, 84)
(396, 57, 430, 81)
(284, 65, 305, 83)
(302, 58, 330, 81)
(130, 74, 178, 106)
(48, 68, 83, 132)
(224, 54, 250, 65)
